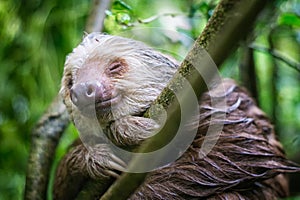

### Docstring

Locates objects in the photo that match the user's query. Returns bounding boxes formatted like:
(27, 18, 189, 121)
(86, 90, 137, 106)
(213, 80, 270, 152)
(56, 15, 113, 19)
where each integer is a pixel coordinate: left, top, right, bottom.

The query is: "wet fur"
(54, 33, 300, 199)
(131, 80, 299, 199)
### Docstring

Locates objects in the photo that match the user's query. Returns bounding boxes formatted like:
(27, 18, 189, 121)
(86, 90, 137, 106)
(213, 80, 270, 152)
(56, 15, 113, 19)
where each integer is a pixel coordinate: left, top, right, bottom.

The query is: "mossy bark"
(25, 97, 69, 200)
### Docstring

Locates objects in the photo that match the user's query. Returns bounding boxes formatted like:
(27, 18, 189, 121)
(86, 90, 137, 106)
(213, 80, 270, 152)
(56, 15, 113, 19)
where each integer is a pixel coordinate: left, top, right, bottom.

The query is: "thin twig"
(137, 12, 193, 24)
(239, 41, 259, 102)
(250, 44, 300, 73)
(117, 12, 203, 27)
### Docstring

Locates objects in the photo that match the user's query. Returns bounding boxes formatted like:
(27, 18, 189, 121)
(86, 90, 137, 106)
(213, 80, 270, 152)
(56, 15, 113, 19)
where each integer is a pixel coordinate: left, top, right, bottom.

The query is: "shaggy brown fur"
(54, 33, 300, 200)
(130, 79, 299, 200)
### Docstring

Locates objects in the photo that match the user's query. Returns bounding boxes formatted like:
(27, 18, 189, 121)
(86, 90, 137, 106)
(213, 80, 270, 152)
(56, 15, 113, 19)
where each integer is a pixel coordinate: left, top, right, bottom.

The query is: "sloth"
(54, 33, 300, 200)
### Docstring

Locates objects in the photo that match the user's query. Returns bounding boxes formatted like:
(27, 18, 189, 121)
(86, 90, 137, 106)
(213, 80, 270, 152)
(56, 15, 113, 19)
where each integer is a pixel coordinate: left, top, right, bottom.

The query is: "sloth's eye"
(107, 59, 128, 76)
(108, 62, 123, 73)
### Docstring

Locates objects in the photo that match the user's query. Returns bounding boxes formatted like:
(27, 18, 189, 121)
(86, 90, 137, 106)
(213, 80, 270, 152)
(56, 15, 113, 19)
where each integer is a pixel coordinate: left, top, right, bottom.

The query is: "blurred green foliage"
(0, 0, 299, 199)
(0, 0, 89, 199)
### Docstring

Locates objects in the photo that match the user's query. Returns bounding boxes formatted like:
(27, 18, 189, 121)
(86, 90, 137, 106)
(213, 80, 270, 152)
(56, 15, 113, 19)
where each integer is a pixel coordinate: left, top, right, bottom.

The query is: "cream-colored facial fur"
(60, 33, 178, 145)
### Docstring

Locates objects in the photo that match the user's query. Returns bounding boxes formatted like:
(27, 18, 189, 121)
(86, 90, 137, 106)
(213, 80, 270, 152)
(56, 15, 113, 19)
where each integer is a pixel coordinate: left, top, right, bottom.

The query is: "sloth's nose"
(70, 82, 100, 108)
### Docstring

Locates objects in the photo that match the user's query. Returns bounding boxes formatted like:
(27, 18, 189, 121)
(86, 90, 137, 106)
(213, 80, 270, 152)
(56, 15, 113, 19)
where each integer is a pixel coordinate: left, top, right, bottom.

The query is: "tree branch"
(86, 0, 112, 33)
(25, 97, 69, 200)
(24, 1, 111, 199)
(99, 0, 268, 200)
(268, 30, 280, 130)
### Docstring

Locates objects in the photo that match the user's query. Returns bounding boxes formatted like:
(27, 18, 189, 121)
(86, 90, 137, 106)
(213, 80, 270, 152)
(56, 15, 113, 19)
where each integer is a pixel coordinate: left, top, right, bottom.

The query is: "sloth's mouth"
(78, 95, 122, 117)
(95, 95, 121, 110)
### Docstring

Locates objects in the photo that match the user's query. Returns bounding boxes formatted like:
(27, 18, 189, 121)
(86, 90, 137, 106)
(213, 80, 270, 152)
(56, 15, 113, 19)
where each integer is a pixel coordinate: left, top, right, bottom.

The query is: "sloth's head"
(61, 33, 178, 124)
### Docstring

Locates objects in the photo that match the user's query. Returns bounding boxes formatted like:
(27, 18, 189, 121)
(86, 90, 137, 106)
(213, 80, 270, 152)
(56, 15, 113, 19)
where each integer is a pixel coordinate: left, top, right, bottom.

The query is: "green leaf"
(115, 12, 131, 25)
(105, 10, 113, 16)
(278, 13, 300, 27)
(113, 0, 132, 12)
(199, 2, 209, 14)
